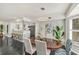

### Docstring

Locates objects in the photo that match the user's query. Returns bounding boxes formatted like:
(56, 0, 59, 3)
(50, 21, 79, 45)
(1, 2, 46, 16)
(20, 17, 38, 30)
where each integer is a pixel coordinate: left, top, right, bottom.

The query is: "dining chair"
(65, 39, 72, 55)
(55, 39, 72, 55)
(55, 48, 66, 55)
(24, 39, 36, 55)
(35, 40, 51, 55)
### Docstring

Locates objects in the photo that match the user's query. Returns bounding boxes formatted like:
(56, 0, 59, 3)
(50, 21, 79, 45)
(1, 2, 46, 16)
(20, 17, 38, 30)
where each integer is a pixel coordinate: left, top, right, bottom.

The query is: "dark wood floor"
(0, 37, 77, 55)
(0, 37, 19, 55)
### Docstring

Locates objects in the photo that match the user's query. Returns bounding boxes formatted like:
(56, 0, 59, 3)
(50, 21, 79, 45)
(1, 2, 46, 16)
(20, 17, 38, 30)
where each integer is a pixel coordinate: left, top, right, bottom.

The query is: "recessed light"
(41, 7, 45, 10)
(48, 17, 52, 19)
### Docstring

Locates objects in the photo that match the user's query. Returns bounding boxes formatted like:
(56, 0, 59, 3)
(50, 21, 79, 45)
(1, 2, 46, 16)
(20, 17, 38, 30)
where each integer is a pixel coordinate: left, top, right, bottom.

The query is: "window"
(72, 19, 79, 42)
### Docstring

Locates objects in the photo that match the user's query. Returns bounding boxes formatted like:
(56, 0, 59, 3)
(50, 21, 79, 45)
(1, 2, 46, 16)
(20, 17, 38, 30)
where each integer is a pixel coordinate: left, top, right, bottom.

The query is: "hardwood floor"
(0, 37, 20, 55)
(0, 37, 77, 55)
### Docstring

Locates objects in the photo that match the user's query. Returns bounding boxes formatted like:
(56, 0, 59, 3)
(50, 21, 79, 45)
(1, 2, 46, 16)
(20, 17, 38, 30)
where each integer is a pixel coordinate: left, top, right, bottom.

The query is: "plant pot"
(53, 40, 61, 46)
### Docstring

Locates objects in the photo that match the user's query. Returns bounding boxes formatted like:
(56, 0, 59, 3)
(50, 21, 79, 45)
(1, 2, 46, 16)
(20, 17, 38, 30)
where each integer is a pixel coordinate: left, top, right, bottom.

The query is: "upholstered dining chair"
(55, 39, 72, 55)
(65, 39, 72, 55)
(35, 40, 51, 55)
(24, 39, 36, 55)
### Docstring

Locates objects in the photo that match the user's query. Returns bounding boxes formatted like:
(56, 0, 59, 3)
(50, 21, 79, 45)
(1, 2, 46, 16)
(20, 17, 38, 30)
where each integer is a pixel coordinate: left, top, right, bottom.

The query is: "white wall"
(35, 22, 40, 37)
(35, 21, 46, 38)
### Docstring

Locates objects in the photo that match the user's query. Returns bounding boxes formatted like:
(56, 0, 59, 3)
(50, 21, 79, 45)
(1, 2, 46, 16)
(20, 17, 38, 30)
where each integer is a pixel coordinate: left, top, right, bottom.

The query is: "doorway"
(28, 25, 35, 38)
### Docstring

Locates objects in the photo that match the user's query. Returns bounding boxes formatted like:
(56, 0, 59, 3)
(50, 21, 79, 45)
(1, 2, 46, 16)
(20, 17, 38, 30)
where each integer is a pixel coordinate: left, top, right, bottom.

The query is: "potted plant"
(0, 24, 3, 38)
(0, 24, 3, 32)
(53, 25, 64, 45)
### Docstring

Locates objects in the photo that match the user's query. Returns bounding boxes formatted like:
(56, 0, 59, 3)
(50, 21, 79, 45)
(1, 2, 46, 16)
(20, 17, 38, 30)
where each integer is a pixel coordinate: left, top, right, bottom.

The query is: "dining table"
(30, 38, 62, 51)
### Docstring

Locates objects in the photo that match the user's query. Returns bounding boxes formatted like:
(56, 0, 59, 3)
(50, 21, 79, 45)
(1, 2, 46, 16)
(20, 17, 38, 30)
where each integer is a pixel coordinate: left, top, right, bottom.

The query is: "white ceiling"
(68, 4, 79, 17)
(0, 3, 72, 22)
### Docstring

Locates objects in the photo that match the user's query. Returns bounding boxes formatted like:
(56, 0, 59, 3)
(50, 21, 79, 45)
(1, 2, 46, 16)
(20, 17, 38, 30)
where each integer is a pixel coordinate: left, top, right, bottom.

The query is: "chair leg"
(25, 51, 31, 55)
(33, 51, 37, 55)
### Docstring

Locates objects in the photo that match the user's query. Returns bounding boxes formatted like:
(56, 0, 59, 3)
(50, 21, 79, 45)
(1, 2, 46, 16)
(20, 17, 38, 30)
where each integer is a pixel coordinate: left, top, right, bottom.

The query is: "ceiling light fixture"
(48, 17, 52, 19)
(41, 7, 45, 10)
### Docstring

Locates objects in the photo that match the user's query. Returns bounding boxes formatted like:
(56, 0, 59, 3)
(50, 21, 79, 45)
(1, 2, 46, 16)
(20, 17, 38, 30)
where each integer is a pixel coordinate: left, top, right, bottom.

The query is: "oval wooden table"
(47, 41, 62, 51)
(31, 38, 62, 51)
